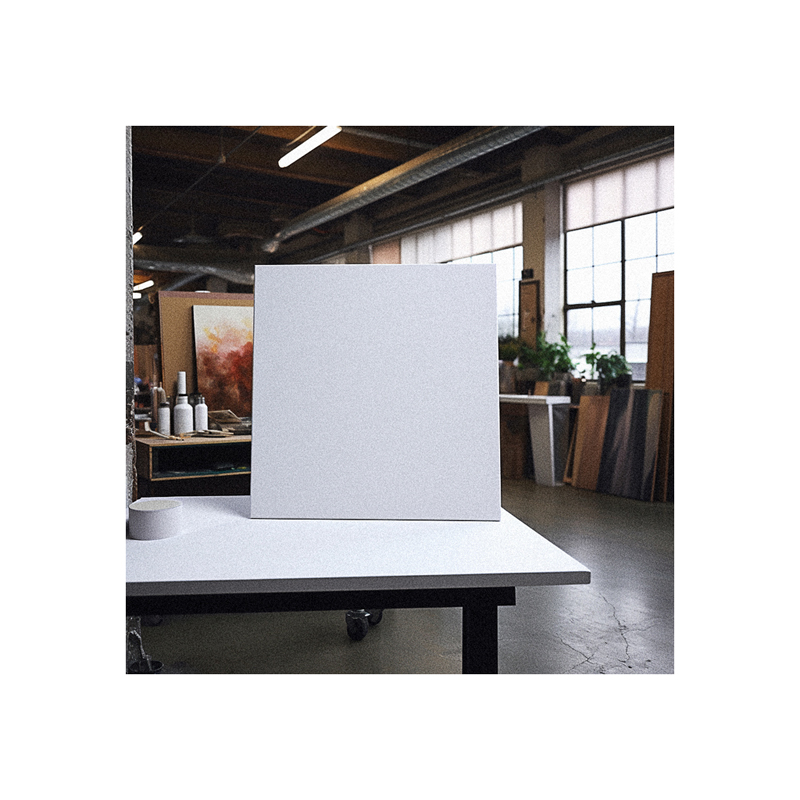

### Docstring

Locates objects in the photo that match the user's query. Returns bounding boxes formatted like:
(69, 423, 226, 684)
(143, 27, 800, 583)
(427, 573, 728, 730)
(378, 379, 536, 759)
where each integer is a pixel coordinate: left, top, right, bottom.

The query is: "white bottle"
(194, 395, 208, 432)
(173, 395, 193, 435)
(157, 400, 171, 436)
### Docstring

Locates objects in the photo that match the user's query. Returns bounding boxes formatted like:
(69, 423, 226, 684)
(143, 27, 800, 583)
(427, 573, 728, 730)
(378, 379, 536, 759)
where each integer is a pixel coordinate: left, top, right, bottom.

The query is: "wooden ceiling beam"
(132, 127, 382, 188)
(226, 125, 452, 162)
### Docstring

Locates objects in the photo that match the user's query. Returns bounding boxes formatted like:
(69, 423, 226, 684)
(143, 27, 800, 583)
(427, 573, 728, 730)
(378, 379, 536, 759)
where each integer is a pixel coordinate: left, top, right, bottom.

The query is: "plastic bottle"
(157, 400, 171, 436)
(173, 394, 193, 435)
(151, 383, 166, 424)
(194, 395, 208, 432)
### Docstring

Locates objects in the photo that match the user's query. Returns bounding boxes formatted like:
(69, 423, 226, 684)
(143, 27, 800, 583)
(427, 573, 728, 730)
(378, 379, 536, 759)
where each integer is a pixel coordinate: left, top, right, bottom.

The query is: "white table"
(499, 394, 572, 486)
(127, 495, 590, 673)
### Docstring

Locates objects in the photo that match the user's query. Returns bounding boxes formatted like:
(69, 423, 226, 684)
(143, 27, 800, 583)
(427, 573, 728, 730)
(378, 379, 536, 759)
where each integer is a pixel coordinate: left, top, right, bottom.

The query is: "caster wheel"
(346, 615, 369, 642)
(367, 609, 383, 626)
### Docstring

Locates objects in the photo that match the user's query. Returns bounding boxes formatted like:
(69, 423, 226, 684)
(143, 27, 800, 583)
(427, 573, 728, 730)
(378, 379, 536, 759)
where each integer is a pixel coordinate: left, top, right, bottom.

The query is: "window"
(449, 246, 524, 337)
(564, 153, 674, 381)
(400, 202, 524, 337)
(565, 209, 673, 380)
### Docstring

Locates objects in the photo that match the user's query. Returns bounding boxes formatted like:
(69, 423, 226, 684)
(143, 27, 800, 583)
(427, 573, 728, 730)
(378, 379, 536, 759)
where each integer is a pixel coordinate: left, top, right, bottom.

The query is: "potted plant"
(518, 331, 575, 379)
(515, 332, 575, 395)
(498, 335, 521, 393)
(498, 335, 522, 363)
(583, 343, 632, 395)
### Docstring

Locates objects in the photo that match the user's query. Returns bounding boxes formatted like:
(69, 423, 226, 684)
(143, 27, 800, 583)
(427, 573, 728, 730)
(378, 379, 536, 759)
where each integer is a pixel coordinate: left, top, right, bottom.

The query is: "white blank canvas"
(250, 264, 500, 521)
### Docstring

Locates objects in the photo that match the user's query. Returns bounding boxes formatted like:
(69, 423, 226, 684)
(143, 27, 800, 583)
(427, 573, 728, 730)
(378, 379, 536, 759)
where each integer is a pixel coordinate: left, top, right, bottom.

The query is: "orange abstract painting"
(193, 305, 254, 417)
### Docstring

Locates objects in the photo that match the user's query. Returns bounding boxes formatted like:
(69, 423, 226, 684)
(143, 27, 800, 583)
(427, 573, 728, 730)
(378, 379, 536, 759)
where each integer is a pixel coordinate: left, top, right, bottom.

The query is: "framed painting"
(192, 304, 254, 417)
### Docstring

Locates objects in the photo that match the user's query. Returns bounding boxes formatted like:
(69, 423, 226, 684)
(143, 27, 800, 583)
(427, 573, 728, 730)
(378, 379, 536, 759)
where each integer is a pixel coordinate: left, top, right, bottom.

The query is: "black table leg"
(462, 601, 500, 674)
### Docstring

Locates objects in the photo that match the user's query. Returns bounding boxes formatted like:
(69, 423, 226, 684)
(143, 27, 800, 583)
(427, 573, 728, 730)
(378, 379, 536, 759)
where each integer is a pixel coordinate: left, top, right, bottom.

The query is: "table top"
(126, 495, 590, 597)
(499, 394, 572, 405)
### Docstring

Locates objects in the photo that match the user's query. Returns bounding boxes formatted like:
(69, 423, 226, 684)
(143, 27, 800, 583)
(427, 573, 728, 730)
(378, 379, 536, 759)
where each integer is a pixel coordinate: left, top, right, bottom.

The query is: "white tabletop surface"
(499, 394, 572, 405)
(126, 495, 590, 597)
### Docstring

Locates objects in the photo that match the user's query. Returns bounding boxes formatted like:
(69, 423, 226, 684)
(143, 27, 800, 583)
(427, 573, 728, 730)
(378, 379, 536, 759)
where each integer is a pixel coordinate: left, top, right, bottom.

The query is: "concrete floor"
(134, 480, 674, 674)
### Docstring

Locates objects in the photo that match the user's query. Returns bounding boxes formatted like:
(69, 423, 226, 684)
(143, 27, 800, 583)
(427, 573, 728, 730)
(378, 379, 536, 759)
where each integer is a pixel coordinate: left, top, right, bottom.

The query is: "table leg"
(462, 602, 499, 674)
(528, 403, 569, 486)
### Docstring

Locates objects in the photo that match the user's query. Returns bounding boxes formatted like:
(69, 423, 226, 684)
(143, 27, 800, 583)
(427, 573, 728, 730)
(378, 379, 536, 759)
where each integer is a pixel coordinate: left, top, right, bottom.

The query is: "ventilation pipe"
(261, 126, 545, 254)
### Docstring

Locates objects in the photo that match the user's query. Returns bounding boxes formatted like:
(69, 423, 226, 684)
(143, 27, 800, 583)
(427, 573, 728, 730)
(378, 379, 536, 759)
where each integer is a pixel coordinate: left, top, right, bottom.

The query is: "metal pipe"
(261, 126, 545, 253)
(341, 127, 434, 150)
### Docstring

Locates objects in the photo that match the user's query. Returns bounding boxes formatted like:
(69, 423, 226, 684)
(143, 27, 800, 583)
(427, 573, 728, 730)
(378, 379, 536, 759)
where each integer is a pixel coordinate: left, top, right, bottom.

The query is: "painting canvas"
(192, 305, 254, 417)
(596, 387, 663, 501)
(249, 263, 501, 521)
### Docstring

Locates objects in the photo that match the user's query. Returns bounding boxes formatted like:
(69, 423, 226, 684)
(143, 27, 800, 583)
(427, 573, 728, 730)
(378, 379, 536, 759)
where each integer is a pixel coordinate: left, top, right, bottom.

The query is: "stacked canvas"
(566, 387, 663, 502)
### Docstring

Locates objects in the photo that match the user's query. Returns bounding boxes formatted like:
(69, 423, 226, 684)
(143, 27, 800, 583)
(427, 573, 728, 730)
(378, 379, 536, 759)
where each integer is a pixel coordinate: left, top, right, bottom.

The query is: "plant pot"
(615, 374, 633, 390)
(499, 361, 517, 393)
(515, 367, 540, 394)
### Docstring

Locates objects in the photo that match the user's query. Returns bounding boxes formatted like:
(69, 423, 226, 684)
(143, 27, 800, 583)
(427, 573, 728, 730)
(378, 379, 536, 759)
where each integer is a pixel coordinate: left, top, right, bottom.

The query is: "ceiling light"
(278, 126, 342, 168)
(132, 292, 142, 300)
(134, 279, 155, 291)
(132, 231, 143, 244)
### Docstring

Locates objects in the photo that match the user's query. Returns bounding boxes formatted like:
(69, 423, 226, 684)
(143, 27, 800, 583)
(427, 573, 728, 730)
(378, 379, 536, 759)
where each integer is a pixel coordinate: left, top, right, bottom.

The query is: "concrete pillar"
(520, 145, 564, 339)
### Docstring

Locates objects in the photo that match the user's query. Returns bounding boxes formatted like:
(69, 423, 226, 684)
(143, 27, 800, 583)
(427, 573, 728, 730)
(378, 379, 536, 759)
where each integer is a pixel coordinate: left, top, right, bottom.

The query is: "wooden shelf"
(135, 435, 252, 496)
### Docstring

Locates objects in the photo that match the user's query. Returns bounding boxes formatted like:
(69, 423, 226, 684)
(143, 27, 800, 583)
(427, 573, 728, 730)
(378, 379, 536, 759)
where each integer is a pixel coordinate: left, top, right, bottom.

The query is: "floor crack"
(598, 593, 631, 664)
(559, 637, 596, 671)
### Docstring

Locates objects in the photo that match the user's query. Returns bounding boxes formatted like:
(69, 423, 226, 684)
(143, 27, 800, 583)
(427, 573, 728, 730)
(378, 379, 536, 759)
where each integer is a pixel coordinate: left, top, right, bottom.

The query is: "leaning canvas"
(192, 304, 254, 417)
(250, 264, 501, 521)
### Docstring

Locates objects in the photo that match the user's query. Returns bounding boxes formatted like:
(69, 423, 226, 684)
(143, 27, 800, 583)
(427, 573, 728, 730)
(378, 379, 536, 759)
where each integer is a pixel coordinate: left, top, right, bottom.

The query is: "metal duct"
(261, 126, 545, 253)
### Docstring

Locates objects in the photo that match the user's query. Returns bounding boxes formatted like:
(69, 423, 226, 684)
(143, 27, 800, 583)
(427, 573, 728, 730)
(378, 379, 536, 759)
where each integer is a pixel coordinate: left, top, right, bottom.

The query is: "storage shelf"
(135, 435, 252, 491)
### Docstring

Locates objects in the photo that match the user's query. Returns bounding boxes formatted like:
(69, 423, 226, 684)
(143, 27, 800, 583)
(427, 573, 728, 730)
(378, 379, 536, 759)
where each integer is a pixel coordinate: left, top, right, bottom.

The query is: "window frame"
(563, 207, 673, 379)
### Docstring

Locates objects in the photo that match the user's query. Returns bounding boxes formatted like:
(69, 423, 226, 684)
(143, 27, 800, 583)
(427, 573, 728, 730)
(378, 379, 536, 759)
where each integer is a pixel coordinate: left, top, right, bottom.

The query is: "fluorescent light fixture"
(134, 279, 155, 291)
(278, 126, 342, 168)
(132, 292, 142, 300)
(132, 231, 143, 244)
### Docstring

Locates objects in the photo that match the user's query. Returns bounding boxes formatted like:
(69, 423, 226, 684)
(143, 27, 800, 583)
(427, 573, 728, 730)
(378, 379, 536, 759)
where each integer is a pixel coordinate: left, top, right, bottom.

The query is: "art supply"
(176, 371, 187, 396)
(150, 383, 166, 422)
(128, 498, 184, 540)
(194, 395, 208, 432)
(173, 394, 193, 434)
(157, 399, 171, 436)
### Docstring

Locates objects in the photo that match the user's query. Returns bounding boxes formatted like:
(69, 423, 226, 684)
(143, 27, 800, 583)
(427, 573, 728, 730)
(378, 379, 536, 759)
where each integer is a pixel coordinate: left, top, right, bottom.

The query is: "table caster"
(346, 609, 384, 641)
(346, 610, 370, 641)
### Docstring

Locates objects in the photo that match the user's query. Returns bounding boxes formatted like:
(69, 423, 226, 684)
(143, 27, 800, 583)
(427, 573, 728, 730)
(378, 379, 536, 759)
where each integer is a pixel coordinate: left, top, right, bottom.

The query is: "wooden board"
(534, 380, 568, 396)
(158, 291, 254, 401)
(571, 395, 610, 491)
(518, 279, 540, 347)
(646, 271, 674, 502)
(596, 387, 663, 501)
(500, 402, 532, 479)
(563, 423, 577, 484)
